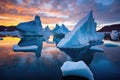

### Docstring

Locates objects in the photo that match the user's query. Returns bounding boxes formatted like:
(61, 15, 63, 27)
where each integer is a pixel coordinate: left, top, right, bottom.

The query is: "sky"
(0, 0, 120, 30)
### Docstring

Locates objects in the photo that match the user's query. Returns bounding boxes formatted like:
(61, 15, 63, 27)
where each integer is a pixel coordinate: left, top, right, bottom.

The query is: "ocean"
(0, 37, 120, 80)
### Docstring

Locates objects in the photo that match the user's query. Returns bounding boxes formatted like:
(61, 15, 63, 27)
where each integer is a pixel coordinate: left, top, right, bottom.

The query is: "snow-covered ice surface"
(61, 61, 94, 80)
(57, 11, 104, 48)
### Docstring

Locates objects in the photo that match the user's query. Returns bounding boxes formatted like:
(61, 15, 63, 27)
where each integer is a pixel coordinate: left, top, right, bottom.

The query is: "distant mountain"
(0, 25, 17, 31)
(98, 24, 120, 32)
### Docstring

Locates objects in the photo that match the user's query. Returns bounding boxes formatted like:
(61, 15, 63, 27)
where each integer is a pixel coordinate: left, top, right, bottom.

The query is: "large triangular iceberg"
(57, 11, 104, 48)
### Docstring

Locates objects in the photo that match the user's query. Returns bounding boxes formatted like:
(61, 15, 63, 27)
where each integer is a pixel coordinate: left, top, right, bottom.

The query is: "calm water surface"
(0, 37, 120, 80)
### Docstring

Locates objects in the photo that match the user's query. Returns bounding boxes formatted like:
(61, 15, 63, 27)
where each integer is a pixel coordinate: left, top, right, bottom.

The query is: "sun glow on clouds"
(0, 0, 120, 28)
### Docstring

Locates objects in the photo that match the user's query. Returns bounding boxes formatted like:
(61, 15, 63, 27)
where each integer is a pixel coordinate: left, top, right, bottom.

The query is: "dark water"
(0, 39, 120, 80)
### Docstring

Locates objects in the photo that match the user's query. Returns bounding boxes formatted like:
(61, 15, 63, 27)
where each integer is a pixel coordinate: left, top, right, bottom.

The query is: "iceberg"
(53, 24, 69, 44)
(52, 24, 69, 34)
(57, 11, 104, 48)
(52, 24, 62, 34)
(61, 61, 94, 80)
(17, 15, 43, 36)
(61, 24, 70, 34)
(13, 15, 43, 57)
(43, 26, 52, 42)
(110, 30, 119, 40)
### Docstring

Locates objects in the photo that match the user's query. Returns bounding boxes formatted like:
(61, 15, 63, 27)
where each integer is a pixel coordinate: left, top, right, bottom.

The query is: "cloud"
(0, 0, 120, 28)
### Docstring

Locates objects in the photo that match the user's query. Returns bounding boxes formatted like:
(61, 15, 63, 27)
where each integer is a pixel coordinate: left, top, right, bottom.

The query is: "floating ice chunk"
(90, 46, 104, 52)
(110, 30, 119, 40)
(61, 61, 94, 80)
(13, 45, 38, 52)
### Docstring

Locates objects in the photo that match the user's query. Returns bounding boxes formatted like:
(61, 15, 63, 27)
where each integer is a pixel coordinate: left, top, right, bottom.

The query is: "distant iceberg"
(57, 11, 104, 48)
(52, 24, 69, 34)
(61, 24, 70, 34)
(61, 61, 94, 80)
(110, 30, 119, 40)
(43, 26, 52, 42)
(53, 24, 69, 44)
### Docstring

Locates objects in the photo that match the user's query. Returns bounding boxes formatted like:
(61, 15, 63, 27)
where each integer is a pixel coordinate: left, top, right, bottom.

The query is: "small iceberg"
(61, 61, 94, 80)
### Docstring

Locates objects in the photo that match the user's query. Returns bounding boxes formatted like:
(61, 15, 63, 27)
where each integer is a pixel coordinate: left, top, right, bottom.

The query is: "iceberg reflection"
(13, 37, 43, 57)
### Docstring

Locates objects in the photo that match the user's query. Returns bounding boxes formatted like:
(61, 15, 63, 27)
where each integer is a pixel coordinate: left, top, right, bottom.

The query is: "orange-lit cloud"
(0, 0, 120, 29)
